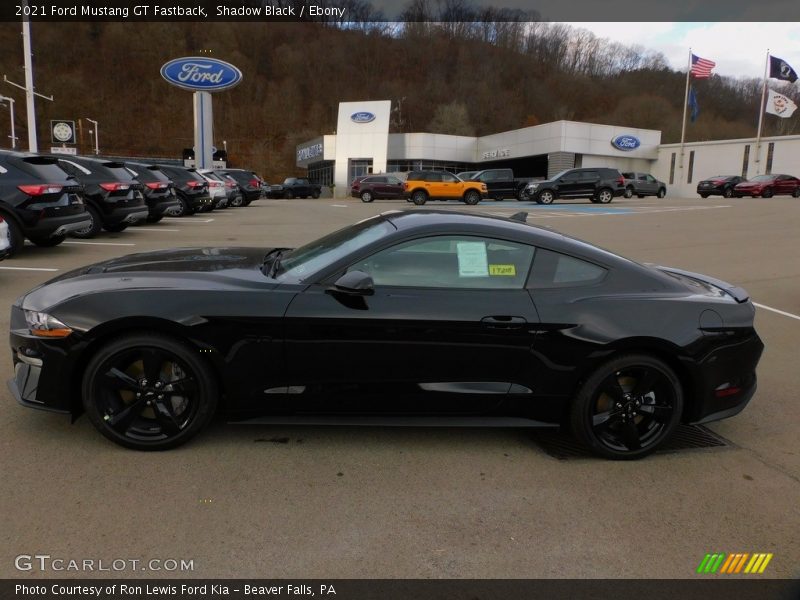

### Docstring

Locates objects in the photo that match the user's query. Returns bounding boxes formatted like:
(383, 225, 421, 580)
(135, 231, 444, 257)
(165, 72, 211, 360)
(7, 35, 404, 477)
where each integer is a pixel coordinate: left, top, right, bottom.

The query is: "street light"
(85, 117, 98, 154)
(0, 95, 16, 149)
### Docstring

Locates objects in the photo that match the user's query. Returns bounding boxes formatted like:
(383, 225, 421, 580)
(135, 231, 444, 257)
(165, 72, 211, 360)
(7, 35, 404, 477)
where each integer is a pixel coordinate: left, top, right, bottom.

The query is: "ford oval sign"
(611, 135, 641, 151)
(160, 57, 243, 92)
(351, 112, 376, 124)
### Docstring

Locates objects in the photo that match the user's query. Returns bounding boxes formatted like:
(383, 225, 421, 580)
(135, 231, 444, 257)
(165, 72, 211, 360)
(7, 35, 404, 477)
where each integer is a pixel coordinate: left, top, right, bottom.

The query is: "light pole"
(0, 95, 17, 149)
(85, 117, 98, 154)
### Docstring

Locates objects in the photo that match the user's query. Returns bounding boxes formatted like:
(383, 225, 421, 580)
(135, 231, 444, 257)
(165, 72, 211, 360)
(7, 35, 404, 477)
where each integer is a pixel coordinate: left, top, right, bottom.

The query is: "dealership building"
(296, 100, 800, 197)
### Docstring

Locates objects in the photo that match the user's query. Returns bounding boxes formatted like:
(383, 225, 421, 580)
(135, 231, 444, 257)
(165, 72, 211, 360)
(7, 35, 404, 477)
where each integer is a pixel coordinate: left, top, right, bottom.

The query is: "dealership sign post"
(160, 57, 242, 168)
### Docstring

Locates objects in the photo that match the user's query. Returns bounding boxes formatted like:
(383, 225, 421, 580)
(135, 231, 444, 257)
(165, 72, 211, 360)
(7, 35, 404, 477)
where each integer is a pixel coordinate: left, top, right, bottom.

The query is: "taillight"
(225, 180, 236, 188)
(209, 181, 222, 188)
(145, 182, 169, 190)
(18, 184, 64, 195)
(617, 176, 625, 185)
(186, 181, 205, 188)
(99, 182, 131, 192)
(352, 182, 360, 190)
(248, 178, 259, 188)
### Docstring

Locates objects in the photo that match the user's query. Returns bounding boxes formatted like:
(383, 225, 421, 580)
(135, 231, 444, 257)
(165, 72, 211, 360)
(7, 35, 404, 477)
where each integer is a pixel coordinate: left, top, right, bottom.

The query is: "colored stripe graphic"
(700, 553, 773, 574)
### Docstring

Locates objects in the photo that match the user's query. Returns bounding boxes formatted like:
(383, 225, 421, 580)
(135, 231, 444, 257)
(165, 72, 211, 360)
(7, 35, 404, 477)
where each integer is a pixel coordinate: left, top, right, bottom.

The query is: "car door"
(439, 171, 462, 198)
(556, 171, 585, 197)
(283, 234, 541, 413)
(643, 174, 658, 195)
(385, 176, 405, 198)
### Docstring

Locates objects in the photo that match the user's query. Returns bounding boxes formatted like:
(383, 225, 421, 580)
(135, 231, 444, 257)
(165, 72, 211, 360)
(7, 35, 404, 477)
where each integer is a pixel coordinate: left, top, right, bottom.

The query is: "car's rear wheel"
(29, 234, 66, 247)
(536, 190, 555, 204)
(657, 188, 666, 198)
(82, 333, 218, 451)
(230, 194, 244, 207)
(570, 354, 683, 460)
(516, 188, 528, 201)
(71, 205, 102, 239)
(361, 191, 374, 203)
(3, 216, 24, 256)
(595, 188, 614, 204)
(624, 186, 634, 199)
(172, 197, 190, 217)
(463, 190, 481, 205)
(411, 190, 428, 205)
(723, 187, 734, 198)
(700, 193, 710, 198)
(761, 188, 773, 198)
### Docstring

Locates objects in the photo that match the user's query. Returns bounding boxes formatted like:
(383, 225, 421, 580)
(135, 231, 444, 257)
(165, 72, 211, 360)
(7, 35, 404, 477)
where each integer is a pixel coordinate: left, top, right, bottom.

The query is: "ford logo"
(160, 57, 243, 92)
(611, 135, 641, 151)
(351, 112, 376, 124)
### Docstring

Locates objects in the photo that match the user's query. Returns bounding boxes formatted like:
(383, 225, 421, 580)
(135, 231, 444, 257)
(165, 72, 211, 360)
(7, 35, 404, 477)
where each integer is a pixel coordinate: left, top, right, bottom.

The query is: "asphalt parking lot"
(1, 195, 798, 579)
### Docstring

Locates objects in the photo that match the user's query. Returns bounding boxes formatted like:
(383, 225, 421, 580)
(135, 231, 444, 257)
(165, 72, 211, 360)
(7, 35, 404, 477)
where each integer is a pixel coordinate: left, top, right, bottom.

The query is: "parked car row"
(697, 174, 800, 198)
(0, 149, 266, 256)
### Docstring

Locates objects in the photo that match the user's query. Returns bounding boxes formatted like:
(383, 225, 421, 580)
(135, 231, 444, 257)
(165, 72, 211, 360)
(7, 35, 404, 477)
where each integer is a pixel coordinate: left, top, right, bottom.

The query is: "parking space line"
(63, 241, 136, 246)
(162, 218, 214, 223)
(753, 302, 800, 322)
(0, 266, 59, 272)
(331, 204, 349, 207)
(129, 228, 180, 232)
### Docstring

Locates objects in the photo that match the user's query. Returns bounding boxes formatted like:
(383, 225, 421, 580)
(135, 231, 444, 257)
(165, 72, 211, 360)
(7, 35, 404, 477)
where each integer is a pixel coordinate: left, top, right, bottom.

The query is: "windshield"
(748, 175, 775, 182)
(278, 216, 396, 280)
(549, 169, 570, 181)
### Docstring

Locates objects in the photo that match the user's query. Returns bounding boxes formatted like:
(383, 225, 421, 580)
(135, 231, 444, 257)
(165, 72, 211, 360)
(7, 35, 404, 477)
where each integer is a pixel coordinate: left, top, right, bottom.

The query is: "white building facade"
(296, 100, 799, 197)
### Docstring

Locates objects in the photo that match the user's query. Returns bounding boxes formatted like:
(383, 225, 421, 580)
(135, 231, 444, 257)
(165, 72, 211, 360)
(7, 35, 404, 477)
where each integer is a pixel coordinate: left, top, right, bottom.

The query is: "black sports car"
(8, 210, 763, 458)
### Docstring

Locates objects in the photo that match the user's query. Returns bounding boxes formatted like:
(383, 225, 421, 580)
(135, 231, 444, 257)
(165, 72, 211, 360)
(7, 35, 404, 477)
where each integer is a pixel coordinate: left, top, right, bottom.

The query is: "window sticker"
(489, 264, 516, 276)
(456, 241, 488, 277)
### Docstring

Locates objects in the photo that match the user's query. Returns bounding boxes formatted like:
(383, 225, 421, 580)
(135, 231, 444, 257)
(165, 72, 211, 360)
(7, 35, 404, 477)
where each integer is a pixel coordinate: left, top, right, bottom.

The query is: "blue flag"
(688, 86, 699, 122)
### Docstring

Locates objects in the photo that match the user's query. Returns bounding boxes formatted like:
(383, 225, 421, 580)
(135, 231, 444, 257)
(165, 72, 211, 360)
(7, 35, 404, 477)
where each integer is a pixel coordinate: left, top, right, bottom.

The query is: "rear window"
(103, 164, 137, 182)
(15, 158, 74, 182)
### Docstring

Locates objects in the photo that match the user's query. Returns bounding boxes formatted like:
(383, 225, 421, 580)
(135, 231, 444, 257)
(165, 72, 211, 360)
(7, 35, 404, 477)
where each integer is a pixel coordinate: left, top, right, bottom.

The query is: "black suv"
(523, 168, 625, 204)
(218, 168, 264, 205)
(156, 165, 214, 215)
(124, 162, 181, 223)
(0, 150, 91, 255)
(51, 156, 149, 237)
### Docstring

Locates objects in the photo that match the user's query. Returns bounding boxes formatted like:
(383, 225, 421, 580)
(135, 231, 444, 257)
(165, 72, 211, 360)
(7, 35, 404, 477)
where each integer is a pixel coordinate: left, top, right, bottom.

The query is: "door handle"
(481, 316, 527, 329)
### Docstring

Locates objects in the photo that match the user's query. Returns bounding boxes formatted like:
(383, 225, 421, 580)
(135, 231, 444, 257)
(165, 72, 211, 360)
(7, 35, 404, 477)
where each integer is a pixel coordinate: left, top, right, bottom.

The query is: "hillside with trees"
(0, 16, 796, 181)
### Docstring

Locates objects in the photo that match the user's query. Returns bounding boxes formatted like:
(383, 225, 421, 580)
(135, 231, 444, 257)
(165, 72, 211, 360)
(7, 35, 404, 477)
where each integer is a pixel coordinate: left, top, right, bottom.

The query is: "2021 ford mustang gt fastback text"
(8, 210, 763, 458)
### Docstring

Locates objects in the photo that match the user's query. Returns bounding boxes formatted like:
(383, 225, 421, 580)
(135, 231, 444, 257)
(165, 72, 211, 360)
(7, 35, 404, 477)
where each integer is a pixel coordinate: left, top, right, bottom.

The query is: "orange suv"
(404, 170, 487, 205)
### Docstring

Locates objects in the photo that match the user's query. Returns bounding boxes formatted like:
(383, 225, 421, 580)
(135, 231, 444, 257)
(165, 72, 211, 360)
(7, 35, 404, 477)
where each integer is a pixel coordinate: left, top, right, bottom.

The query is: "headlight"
(24, 310, 73, 338)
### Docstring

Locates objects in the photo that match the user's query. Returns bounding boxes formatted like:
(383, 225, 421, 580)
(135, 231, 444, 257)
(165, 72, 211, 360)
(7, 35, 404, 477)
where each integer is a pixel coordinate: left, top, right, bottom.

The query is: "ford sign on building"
(611, 135, 641, 151)
(351, 112, 376, 124)
(160, 57, 243, 92)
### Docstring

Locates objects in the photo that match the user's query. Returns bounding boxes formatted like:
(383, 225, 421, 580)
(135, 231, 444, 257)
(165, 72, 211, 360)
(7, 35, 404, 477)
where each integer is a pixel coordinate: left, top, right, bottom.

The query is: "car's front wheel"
(463, 190, 481, 205)
(656, 188, 666, 199)
(761, 188, 773, 198)
(83, 333, 218, 451)
(624, 186, 634, 199)
(570, 354, 683, 460)
(536, 190, 555, 204)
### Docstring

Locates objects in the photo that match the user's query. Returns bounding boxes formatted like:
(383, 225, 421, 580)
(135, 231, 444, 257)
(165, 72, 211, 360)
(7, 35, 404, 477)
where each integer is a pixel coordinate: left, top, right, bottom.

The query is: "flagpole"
(754, 49, 770, 173)
(679, 48, 692, 174)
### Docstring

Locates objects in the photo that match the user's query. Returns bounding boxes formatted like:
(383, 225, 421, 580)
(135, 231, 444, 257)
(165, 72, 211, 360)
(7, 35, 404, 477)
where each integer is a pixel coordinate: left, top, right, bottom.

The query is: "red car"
(350, 174, 405, 202)
(733, 174, 800, 198)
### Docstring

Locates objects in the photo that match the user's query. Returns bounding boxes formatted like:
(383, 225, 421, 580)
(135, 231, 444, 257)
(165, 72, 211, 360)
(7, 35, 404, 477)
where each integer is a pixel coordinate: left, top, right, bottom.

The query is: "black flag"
(769, 55, 798, 82)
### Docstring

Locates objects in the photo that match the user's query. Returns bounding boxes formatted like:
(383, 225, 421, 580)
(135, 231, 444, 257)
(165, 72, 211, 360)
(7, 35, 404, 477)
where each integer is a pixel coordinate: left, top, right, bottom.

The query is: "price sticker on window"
(456, 241, 489, 277)
(489, 264, 516, 276)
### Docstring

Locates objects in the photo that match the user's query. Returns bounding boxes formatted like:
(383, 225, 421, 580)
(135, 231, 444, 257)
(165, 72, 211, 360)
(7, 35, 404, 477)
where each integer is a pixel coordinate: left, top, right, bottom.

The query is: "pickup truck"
(621, 172, 667, 198)
(464, 168, 534, 201)
(267, 177, 322, 199)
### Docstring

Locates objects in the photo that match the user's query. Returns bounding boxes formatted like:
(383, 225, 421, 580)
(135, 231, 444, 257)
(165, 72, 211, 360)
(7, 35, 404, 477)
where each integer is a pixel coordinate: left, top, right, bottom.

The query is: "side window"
(622, 172, 633, 179)
(348, 236, 535, 290)
(561, 171, 581, 182)
(425, 172, 443, 182)
(645, 175, 656, 183)
(528, 248, 607, 288)
(387, 177, 402, 185)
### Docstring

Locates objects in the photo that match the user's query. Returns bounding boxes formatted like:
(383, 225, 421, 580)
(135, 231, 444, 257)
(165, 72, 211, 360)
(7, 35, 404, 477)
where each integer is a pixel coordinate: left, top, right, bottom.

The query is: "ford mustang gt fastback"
(8, 210, 763, 458)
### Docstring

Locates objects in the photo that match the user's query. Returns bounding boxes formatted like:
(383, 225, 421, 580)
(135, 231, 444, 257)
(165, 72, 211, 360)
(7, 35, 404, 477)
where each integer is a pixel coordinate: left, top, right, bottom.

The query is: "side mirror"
(331, 270, 374, 296)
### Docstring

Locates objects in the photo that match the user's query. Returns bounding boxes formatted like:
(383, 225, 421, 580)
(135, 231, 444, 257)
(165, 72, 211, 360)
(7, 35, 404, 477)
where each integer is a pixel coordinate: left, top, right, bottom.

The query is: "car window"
(622, 172, 633, 179)
(387, 177, 402, 185)
(425, 172, 443, 182)
(348, 235, 535, 289)
(645, 175, 655, 182)
(561, 172, 582, 182)
(441, 172, 459, 183)
(528, 248, 607, 288)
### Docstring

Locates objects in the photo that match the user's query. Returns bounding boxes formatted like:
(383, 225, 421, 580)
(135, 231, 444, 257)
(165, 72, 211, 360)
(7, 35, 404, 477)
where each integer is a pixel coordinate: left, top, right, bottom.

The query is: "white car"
(0, 215, 10, 261)
(197, 169, 229, 209)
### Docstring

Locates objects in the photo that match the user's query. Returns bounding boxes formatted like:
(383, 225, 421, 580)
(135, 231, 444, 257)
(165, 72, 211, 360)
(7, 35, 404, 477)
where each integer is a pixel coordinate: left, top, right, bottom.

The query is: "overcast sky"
(566, 22, 800, 80)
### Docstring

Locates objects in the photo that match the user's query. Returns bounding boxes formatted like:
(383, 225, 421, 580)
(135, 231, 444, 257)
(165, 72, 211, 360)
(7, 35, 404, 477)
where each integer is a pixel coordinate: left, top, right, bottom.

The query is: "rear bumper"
(26, 211, 92, 239)
(104, 205, 149, 226)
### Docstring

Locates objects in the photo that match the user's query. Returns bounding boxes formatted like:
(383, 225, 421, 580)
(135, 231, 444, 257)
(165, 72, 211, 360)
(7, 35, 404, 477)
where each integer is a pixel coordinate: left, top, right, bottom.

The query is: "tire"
(595, 188, 614, 204)
(723, 187, 734, 198)
(569, 353, 683, 460)
(103, 223, 129, 233)
(70, 205, 102, 239)
(536, 189, 555, 205)
(230, 194, 244, 207)
(463, 190, 481, 205)
(624, 186, 634, 199)
(311, 190, 320, 199)
(360, 191, 374, 203)
(284, 190, 295, 199)
(761, 188, 773, 198)
(82, 333, 218, 451)
(146, 215, 163, 224)
(172, 197, 190, 217)
(637, 194, 645, 198)
(793, 188, 800, 198)
(2, 215, 24, 256)
(516, 188, 528, 201)
(29, 235, 66, 248)
(411, 190, 428, 206)
(656, 188, 666, 199)
(699, 193, 710, 199)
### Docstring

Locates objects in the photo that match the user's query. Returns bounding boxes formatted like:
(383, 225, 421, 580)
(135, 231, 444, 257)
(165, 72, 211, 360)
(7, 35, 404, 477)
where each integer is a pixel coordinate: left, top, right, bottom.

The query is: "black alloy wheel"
(570, 354, 683, 460)
(83, 334, 217, 450)
(723, 187, 734, 198)
(595, 188, 614, 204)
(624, 186, 634, 199)
(230, 194, 244, 207)
(463, 190, 481, 205)
(71, 205, 102, 239)
(172, 196, 190, 217)
(311, 190, 321, 199)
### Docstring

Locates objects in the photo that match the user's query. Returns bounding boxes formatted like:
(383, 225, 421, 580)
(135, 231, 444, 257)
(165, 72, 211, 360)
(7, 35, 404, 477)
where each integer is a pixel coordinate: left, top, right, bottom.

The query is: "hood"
(19, 247, 279, 312)
(735, 181, 766, 188)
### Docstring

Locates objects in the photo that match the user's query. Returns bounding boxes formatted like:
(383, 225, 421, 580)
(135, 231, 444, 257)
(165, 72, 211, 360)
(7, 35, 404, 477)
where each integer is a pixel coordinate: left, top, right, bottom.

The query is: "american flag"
(691, 54, 716, 78)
